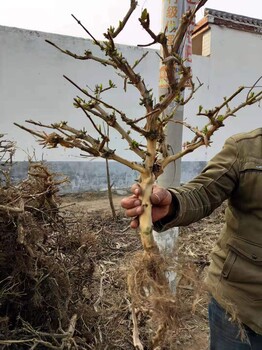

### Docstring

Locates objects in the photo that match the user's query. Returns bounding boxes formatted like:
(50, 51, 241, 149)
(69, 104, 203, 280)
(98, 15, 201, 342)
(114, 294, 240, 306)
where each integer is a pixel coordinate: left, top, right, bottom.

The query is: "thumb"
(151, 186, 171, 205)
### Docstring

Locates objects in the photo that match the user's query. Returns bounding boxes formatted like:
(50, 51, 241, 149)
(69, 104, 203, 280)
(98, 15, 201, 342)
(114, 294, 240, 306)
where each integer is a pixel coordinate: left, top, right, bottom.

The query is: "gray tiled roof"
(205, 8, 262, 28)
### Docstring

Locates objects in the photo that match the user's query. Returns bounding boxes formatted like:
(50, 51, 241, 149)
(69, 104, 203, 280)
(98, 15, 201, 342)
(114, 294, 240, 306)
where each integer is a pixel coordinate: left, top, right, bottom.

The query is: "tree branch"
(105, 0, 138, 39)
(71, 14, 102, 48)
(161, 81, 262, 169)
(45, 40, 117, 68)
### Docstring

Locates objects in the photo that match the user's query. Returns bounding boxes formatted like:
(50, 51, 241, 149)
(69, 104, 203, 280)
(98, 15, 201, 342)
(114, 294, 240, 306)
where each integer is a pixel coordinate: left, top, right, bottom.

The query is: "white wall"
(184, 24, 262, 160)
(0, 25, 159, 161)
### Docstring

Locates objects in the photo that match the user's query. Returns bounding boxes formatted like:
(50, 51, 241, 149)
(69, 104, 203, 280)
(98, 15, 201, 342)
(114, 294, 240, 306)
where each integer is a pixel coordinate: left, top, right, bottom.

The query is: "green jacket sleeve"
(154, 136, 240, 231)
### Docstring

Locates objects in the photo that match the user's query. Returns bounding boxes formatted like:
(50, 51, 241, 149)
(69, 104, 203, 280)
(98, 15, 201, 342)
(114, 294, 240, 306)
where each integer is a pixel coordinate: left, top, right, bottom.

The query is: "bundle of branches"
(0, 161, 83, 349)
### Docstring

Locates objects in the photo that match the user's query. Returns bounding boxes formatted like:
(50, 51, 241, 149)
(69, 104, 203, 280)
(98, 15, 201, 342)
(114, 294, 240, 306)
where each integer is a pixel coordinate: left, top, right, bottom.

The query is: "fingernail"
(134, 200, 140, 206)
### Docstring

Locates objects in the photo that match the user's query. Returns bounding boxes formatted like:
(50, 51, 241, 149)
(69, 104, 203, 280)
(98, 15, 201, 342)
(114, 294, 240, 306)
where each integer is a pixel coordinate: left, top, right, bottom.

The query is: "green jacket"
(156, 128, 262, 334)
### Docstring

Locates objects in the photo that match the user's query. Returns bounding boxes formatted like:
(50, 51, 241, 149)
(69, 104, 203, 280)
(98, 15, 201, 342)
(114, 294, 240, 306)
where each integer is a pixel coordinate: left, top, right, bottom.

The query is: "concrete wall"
(7, 160, 207, 193)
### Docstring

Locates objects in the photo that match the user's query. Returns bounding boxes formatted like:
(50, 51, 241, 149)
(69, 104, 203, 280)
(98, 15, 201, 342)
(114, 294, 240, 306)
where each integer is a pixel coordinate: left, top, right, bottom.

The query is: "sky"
(0, 0, 262, 45)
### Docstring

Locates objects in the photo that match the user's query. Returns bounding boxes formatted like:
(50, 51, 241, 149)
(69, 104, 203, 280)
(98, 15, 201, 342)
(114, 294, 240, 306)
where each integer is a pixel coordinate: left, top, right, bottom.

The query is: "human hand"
(120, 184, 173, 229)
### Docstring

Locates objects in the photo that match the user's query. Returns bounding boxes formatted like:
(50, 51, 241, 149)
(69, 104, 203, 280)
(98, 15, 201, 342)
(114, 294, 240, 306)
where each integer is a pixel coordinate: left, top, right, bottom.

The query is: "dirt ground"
(60, 190, 224, 350)
(62, 191, 126, 213)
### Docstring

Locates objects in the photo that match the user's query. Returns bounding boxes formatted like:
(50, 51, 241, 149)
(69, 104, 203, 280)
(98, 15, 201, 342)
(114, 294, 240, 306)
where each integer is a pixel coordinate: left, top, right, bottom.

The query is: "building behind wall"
(1, 8, 262, 191)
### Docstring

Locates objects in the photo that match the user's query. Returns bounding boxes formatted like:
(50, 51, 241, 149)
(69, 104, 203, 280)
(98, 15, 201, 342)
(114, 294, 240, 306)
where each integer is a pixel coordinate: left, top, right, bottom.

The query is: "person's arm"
(154, 136, 240, 231)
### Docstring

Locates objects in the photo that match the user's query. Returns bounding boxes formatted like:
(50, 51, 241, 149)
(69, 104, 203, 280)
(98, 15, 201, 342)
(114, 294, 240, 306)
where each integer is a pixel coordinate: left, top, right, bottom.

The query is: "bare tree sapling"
(16, 1, 262, 347)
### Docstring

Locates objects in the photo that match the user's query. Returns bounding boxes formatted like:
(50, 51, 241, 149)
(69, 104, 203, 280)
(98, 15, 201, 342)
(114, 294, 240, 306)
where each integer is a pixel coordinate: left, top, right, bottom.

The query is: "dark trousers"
(208, 297, 262, 350)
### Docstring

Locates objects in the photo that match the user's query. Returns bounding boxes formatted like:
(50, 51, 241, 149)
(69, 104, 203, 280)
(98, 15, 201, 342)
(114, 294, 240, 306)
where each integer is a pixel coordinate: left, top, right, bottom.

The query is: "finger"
(121, 196, 141, 209)
(131, 183, 142, 197)
(125, 205, 144, 218)
(151, 187, 171, 205)
(130, 217, 139, 229)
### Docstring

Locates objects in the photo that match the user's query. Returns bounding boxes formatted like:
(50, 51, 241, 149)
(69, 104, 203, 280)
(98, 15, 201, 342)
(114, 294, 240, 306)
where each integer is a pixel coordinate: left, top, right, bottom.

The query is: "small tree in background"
(16, 0, 262, 347)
